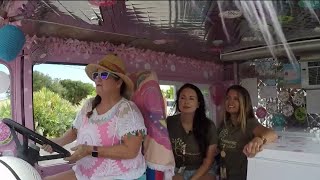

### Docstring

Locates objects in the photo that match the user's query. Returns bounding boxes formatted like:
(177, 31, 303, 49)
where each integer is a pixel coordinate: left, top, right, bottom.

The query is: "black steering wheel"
(2, 118, 71, 165)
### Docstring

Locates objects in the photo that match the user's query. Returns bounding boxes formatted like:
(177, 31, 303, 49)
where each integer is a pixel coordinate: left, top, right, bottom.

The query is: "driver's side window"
(0, 64, 11, 119)
(33, 63, 93, 166)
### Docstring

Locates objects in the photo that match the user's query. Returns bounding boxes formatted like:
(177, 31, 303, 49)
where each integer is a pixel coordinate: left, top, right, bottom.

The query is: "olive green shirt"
(167, 114, 218, 170)
(218, 118, 260, 180)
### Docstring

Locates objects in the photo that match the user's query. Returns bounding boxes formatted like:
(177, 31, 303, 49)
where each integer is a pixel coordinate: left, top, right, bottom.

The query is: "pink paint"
(210, 83, 225, 106)
(23, 36, 223, 84)
(89, 0, 116, 7)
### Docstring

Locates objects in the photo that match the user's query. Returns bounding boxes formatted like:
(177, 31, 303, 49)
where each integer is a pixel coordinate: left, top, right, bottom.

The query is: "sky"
(0, 63, 94, 100)
(0, 63, 173, 101)
(0, 63, 93, 84)
(33, 64, 93, 85)
(0, 64, 9, 100)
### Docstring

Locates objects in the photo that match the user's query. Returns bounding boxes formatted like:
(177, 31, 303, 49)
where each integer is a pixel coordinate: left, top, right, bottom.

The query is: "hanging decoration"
(0, 25, 25, 62)
(89, 0, 117, 7)
(241, 58, 319, 130)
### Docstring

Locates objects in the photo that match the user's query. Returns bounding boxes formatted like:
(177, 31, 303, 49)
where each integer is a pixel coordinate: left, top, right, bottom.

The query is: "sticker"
(292, 93, 305, 106)
(256, 107, 267, 119)
(282, 104, 294, 117)
(278, 90, 289, 102)
(271, 114, 286, 128)
(295, 107, 307, 122)
(266, 102, 277, 114)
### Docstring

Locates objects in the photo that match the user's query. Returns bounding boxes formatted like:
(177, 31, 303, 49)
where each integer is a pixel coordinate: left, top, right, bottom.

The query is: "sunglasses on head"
(92, 71, 119, 80)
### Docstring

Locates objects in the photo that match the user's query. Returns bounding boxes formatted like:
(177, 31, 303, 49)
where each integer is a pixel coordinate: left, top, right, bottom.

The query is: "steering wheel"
(2, 118, 71, 165)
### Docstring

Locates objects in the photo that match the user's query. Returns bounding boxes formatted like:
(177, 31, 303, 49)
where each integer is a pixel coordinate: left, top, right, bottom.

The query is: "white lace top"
(72, 97, 147, 180)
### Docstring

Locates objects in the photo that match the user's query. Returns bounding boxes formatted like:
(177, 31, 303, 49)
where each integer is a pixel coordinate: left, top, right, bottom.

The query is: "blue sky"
(0, 63, 174, 101)
(0, 63, 93, 84)
(0, 64, 9, 74)
(0, 64, 10, 100)
(33, 64, 94, 85)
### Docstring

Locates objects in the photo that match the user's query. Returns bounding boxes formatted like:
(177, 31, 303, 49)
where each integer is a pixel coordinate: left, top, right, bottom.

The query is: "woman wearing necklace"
(167, 83, 218, 180)
(218, 85, 277, 180)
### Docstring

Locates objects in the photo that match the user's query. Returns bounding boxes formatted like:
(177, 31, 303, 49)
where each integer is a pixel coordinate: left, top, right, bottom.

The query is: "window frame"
(159, 80, 213, 120)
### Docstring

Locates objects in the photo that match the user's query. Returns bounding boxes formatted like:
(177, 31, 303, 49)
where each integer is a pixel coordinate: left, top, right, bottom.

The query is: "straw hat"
(85, 54, 134, 98)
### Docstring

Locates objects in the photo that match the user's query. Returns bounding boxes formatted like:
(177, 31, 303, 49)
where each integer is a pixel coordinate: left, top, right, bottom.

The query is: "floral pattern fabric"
(72, 98, 147, 180)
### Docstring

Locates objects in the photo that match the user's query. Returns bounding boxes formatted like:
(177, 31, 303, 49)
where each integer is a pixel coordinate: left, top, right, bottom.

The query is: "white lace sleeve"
(116, 100, 147, 138)
(72, 98, 93, 129)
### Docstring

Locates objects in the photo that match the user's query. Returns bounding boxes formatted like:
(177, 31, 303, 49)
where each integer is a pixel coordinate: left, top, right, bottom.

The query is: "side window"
(159, 83, 213, 120)
(0, 64, 11, 119)
(32, 64, 94, 138)
(33, 63, 95, 166)
(160, 85, 176, 117)
(201, 88, 213, 120)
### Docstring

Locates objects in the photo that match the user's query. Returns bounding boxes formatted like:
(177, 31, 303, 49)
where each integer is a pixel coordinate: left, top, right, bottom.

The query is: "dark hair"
(87, 76, 126, 118)
(225, 85, 255, 131)
(175, 83, 211, 158)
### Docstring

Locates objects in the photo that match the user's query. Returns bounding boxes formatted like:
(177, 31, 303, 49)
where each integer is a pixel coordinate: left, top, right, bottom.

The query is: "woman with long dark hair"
(167, 83, 218, 180)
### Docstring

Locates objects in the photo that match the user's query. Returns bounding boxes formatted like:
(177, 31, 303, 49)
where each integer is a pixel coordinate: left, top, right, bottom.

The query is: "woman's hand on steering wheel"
(42, 144, 54, 154)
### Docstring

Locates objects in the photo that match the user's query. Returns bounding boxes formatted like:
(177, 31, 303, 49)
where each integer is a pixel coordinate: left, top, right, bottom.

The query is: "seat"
(130, 71, 175, 180)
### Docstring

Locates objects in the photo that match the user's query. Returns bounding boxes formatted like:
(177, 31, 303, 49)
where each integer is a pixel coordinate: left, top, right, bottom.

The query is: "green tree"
(33, 71, 94, 105)
(60, 79, 95, 105)
(0, 100, 11, 119)
(33, 71, 66, 95)
(161, 86, 175, 99)
(33, 88, 77, 138)
(33, 71, 54, 92)
(166, 86, 174, 99)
